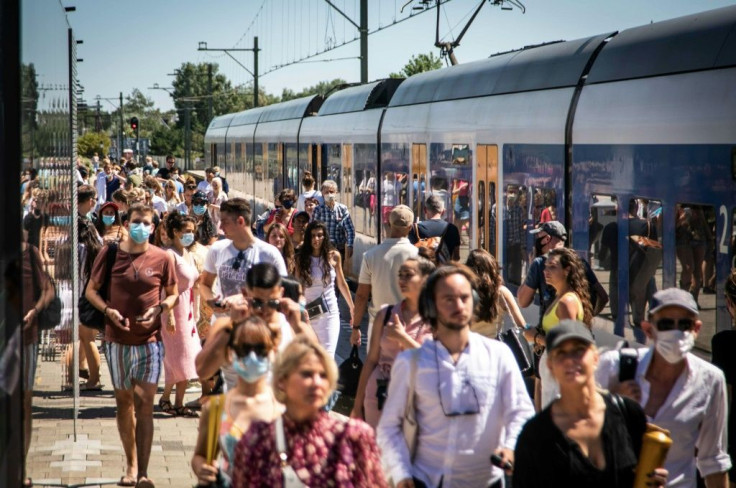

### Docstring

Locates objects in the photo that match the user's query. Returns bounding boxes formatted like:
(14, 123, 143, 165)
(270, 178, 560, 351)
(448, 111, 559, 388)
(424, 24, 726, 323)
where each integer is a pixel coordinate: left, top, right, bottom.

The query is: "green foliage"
(280, 78, 348, 102)
(149, 124, 181, 157)
(77, 131, 111, 158)
(390, 52, 444, 78)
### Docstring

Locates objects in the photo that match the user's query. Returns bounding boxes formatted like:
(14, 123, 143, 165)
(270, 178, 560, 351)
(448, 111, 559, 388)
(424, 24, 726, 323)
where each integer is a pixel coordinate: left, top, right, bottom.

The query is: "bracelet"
(352, 325, 361, 331)
(103, 306, 109, 317)
(523, 323, 534, 330)
(157, 304, 166, 315)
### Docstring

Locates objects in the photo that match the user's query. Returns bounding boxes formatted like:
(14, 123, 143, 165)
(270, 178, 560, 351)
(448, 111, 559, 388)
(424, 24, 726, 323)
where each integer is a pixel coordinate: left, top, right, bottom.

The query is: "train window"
(267, 143, 282, 203)
(501, 184, 525, 286)
(732, 207, 736, 270)
(298, 143, 309, 189)
(590, 195, 617, 331)
(342, 143, 353, 224)
(354, 144, 378, 237)
(429, 143, 472, 262)
(254, 143, 265, 202)
(245, 142, 254, 198)
(476, 145, 498, 256)
(411, 144, 428, 220)
(284, 143, 298, 191)
(323, 144, 341, 193)
(381, 144, 410, 237)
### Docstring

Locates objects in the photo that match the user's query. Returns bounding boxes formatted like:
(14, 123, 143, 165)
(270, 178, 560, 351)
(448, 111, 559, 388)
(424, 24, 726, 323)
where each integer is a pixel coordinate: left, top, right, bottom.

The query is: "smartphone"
(490, 454, 513, 471)
(619, 349, 639, 382)
(376, 379, 389, 411)
(136, 315, 145, 322)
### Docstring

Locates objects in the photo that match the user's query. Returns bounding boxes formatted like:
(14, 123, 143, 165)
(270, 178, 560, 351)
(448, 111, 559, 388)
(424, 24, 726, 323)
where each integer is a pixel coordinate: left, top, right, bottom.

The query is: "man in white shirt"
(595, 288, 731, 488)
(197, 167, 215, 197)
(377, 264, 535, 488)
(351, 205, 418, 348)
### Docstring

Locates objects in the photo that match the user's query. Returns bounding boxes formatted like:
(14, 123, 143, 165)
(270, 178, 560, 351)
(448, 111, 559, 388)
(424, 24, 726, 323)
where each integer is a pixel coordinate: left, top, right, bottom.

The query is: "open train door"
(476, 144, 499, 256)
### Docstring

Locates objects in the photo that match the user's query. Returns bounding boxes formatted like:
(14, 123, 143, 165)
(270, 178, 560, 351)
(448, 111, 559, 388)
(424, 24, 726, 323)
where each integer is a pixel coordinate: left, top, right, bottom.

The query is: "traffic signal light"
(130, 116, 138, 131)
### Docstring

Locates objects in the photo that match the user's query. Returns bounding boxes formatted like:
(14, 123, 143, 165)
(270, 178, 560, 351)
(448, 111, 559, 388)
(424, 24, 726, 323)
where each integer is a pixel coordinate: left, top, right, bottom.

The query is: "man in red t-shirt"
(85, 203, 178, 488)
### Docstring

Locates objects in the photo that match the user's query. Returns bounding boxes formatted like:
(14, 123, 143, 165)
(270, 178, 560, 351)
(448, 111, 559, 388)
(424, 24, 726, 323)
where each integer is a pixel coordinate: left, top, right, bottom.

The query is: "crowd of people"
(18, 156, 736, 488)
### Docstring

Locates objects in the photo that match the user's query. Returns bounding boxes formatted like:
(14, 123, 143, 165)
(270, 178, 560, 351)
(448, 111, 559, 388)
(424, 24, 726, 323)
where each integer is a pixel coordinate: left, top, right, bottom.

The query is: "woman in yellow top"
(537, 247, 594, 410)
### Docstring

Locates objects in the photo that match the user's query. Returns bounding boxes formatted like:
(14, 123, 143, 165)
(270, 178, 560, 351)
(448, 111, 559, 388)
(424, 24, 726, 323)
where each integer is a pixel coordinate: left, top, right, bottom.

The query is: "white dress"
(303, 256, 340, 357)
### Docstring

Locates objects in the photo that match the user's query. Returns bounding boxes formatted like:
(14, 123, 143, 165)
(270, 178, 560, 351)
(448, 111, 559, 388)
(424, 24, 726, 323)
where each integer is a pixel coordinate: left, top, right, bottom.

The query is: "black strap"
(101, 242, 118, 302)
(28, 245, 41, 302)
(382, 304, 394, 327)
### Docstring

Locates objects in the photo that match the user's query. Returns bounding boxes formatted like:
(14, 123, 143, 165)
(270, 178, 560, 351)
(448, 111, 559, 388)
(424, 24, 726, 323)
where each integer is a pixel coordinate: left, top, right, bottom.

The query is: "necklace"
(128, 251, 147, 280)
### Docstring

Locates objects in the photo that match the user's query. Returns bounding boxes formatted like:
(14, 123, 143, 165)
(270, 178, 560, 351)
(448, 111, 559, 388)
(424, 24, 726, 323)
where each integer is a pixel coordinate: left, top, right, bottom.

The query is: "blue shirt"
(313, 203, 355, 248)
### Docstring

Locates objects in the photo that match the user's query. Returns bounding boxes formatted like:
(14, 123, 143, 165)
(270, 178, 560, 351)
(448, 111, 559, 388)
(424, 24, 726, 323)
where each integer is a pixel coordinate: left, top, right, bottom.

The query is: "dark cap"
(99, 201, 119, 213)
(649, 288, 699, 316)
(293, 210, 310, 222)
(546, 320, 595, 351)
(530, 221, 567, 241)
(192, 190, 208, 203)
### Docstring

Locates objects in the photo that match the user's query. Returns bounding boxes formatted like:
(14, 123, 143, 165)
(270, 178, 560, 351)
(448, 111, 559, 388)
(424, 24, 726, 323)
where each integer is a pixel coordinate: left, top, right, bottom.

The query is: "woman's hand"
(646, 467, 668, 487)
(350, 328, 361, 346)
(349, 404, 364, 420)
(384, 314, 409, 345)
(396, 479, 415, 488)
(194, 459, 219, 485)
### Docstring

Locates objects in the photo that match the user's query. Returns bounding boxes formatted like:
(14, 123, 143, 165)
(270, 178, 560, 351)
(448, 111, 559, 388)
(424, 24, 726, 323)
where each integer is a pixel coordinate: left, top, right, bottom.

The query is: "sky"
(63, 0, 736, 113)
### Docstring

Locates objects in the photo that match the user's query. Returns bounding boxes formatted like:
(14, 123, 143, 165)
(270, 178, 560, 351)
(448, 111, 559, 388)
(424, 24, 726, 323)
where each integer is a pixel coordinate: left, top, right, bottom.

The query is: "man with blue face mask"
(595, 288, 730, 488)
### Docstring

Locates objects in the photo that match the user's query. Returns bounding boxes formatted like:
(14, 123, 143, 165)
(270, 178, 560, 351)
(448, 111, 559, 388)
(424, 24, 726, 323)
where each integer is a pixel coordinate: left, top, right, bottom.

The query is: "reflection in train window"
(342, 144, 353, 230)
(411, 144, 428, 221)
(267, 142, 282, 202)
(354, 144, 378, 237)
(381, 144, 410, 237)
(533, 188, 558, 225)
(589, 194, 617, 325)
(323, 144, 341, 193)
(732, 207, 736, 270)
(429, 143, 472, 261)
(501, 184, 525, 286)
(254, 143, 265, 202)
(284, 143, 298, 191)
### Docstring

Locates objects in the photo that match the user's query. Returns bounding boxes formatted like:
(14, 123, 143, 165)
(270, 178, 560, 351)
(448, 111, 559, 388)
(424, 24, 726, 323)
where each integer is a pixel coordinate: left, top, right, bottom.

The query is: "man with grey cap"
(595, 288, 730, 488)
(351, 205, 418, 348)
(518, 221, 608, 323)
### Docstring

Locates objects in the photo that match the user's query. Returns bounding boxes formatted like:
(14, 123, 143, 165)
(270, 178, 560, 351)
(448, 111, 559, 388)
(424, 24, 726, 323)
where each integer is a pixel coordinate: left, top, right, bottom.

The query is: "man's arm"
(696, 371, 732, 487)
(517, 284, 535, 308)
(343, 209, 355, 257)
(195, 317, 232, 380)
(350, 283, 371, 346)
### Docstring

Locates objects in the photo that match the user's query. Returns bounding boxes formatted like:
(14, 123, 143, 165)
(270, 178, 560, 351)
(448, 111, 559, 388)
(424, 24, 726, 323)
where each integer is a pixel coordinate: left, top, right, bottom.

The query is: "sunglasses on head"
(655, 317, 694, 332)
(248, 297, 281, 311)
(230, 341, 269, 358)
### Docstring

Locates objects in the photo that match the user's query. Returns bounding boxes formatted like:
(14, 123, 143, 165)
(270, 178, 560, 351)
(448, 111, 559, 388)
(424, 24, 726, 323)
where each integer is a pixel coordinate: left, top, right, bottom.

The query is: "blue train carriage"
(571, 5, 736, 351)
(204, 112, 235, 173)
(221, 106, 266, 212)
(299, 79, 403, 277)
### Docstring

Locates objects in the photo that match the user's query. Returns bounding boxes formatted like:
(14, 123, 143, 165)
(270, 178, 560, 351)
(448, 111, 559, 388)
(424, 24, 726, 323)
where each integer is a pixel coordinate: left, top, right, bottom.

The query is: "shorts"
(23, 343, 38, 392)
(105, 342, 163, 390)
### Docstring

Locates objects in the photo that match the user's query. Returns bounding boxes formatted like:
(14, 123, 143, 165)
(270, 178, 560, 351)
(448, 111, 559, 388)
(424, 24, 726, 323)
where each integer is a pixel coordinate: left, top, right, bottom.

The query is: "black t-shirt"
(23, 212, 48, 248)
(408, 219, 461, 256)
(514, 394, 646, 488)
(156, 166, 178, 180)
(712, 330, 736, 469)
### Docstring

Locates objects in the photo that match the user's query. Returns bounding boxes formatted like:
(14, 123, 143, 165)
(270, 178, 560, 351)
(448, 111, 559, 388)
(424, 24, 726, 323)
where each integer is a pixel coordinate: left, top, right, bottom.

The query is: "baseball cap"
(530, 221, 567, 241)
(649, 288, 699, 316)
(389, 205, 414, 228)
(293, 211, 310, 222)
(192, 190, 208, 204)
(99, 201, 118, 212)
(545, 320, 595, 351)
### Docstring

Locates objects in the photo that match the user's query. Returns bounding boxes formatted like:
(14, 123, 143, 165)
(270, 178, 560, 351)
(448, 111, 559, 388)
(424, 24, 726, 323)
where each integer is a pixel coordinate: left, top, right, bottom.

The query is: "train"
(204, 5, 736, 351)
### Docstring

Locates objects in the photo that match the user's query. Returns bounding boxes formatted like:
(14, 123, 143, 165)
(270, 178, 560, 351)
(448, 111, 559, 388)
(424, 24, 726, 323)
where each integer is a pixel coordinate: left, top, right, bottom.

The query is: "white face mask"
(654, 329, 695, 364)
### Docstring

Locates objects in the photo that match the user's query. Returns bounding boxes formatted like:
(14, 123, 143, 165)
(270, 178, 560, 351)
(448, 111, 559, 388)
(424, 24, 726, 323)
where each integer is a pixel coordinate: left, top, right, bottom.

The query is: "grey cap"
(530, 221, 567, 241)
(546, 320, 595, 351)
(649, 288, 699, 316)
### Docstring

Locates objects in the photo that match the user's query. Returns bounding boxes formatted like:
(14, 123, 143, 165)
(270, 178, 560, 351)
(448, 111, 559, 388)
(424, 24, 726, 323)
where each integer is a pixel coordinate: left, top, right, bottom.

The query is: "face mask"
(325, 193, 336, 203)
(129, 223, 151, 244)
(654, 329, 694, 364)
(231, 352, 270, 383)
(102, 215, 115, 226)
(180, 232, 195, 247)
(282, 200, 294, 210)
(193, 204, 207, 216)
(534, 237, 546, 256)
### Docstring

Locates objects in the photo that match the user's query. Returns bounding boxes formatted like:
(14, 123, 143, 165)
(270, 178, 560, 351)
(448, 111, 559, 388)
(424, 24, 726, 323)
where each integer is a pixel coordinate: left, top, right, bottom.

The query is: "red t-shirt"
(90, 244, 176, 345)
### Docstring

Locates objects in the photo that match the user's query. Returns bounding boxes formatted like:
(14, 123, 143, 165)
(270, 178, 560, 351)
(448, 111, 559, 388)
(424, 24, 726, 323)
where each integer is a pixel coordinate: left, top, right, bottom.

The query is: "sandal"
(158, 398, 176, 415)
(117, 475, 136, 486)
(174, 405, 199, 418)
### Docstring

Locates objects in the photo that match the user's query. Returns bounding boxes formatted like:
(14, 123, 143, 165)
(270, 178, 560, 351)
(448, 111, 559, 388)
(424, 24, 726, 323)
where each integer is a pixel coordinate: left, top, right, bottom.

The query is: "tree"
(77, 131, 111, 158)
(390, 52, 444, 78)
(280, 78, 348, 102)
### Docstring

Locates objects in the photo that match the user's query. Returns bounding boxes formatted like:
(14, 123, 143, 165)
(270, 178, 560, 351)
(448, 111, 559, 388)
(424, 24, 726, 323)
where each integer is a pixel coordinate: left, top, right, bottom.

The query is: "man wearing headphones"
(377, 264, 535, 488)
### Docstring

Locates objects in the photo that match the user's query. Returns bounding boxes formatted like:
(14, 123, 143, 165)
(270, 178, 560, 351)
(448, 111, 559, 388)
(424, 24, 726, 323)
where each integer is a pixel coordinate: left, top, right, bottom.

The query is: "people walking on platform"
(351, 205, 417, 349)
(408, 194, 461, 263)
(232, 335, 387, 487)
(296, 171, 323, 211)
(191, 316, 284, 486)
(304, 195, 319, 221)
(177, 180, 198, 216)
(84, 203, 178, 488)
(312, 179, 355, 262)
(197, 167, 215, 197)
(191, 190, 218, 246)
(96, 159, 124, 205)
(596, 288, 731, 487)
(350, 253, 434, 428)
(158, 212, 201, 418)
(155, 155, 178, 181)
(295, 220, 353, 357)
(266, 222, 295, 274)
(263, 188, 297, 236)
(289, 210, 310, 250)
(377, 264, 535, 488)
(207, 177, 228, 234)
(212, 166, 229, 195)
(95, 201, 126, 245)
(163, 179, 181, 214)
(514, 320, 668, 488)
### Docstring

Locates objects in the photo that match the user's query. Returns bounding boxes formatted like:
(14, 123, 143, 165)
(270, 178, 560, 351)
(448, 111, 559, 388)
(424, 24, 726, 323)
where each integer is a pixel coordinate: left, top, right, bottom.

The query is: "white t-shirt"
(296, 189, 324, 211)
(197, 180, 213, 196)
(359, 237, 418, 317)
(151, 195, 167, 215)
(204, 238, 287, 299)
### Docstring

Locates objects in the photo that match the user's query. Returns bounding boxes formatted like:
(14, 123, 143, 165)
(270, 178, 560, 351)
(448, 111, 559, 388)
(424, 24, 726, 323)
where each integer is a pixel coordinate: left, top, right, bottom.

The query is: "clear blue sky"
(67, 0, 736, 112)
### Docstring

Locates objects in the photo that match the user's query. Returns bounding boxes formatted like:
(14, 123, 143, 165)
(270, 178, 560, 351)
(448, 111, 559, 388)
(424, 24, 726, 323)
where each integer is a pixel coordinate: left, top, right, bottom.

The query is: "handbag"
(498, 327, 534, 377)
(337, 345, 363, 397)
(275, 416, 306, 488)
(78, 242, 118, 332)
(29, 246, 62, 331)
(305, 293, 330, 320)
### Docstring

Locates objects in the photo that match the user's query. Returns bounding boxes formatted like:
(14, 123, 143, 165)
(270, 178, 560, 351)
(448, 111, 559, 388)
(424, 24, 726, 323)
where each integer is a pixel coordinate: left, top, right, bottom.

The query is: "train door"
(476, 144, 498, 256)
(309, 144, 321, 188)
(411, 144, 427, 219)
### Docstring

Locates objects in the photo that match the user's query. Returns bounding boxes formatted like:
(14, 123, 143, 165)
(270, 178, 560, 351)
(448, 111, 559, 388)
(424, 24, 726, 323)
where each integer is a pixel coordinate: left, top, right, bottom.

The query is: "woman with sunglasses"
(192, 316, 283, 486)
(232, 335, 387, 487)
(94, 201, 127, 244)
(295, 220, 353, 357)
(208, 177, 228, 234)
(266, 223, 295, 275)
(351, 253, 435, 428)
(712, 270, 736, 487)
(158, 211, 202, 417)
(163, 179, 181, 214)
(514, 320, 667, 487)
(191, 190, 218, 246)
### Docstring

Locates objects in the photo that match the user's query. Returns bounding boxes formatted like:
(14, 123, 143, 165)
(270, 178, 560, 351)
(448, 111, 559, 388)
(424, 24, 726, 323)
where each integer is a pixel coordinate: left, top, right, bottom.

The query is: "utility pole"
(185, 76, 191, 170)
(207, 63, 213, 123)
(360, 0, 368, 83)
(95, 98, 101, 132)
(197, 37, 260, 108)
(119, 92, 124, 159)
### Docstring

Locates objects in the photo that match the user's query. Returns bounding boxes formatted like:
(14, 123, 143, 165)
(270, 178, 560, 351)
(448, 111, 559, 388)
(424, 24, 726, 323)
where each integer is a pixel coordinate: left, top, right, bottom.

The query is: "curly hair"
(465, 249, 503, 323)
(295, 220, 333, 288)
(547, 248, 594, 326)
(165, 211, 196, 239)
(267, 223, 295, 274)
(195, 209, 218, 245)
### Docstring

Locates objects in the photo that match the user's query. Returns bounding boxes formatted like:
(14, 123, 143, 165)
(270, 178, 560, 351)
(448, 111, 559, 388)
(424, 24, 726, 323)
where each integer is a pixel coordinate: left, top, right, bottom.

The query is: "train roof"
(388, 33, 611, 107)
(258, 95, 323, 123)
(207, 113, 236, 130)
(318, 79, 404, 115)
(586, 5, 736, 84)
(229, 106, 266, 127)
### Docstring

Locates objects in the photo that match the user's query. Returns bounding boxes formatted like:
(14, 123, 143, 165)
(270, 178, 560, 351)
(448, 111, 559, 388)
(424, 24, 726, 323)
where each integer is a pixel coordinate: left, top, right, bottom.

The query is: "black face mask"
(534, 237, 546, 257)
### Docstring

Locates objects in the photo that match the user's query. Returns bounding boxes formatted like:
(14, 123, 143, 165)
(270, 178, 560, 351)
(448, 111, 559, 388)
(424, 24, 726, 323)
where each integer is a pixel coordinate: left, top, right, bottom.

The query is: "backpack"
(414, 222, 450, 262)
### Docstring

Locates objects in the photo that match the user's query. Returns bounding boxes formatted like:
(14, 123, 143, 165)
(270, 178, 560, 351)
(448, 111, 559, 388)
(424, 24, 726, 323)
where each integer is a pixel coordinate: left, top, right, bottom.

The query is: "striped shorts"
(105, 342, 163, 391)
(23, 343, 38, 392)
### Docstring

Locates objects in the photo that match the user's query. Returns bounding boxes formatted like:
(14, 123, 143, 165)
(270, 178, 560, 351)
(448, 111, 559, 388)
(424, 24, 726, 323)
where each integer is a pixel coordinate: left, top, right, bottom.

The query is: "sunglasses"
(248, 298, 281, 311)
(230, 341, 269, 358)
(232, 250, 245, 271)
(186, 185, 197, 190)
(655, 318, 694, 332)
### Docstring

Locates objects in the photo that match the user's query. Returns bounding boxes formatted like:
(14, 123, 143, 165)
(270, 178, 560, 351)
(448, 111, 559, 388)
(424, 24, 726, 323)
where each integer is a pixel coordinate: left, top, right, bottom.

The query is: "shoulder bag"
(338, 345, 363, 397)
(275, 416, 307, 488)
(29, 246, 62, 331)
(497, 295, 534, 377)
(78, 242, 118, 332)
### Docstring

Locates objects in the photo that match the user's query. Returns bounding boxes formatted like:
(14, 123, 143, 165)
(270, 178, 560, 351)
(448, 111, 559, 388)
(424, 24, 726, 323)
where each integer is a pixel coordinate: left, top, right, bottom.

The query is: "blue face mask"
(129, 223, 151, 244)
(102, 215, 115, 226)
(180, 232, 195, 247)
(231, 352, 270, 383)
(193, 204, 207, 216)
(282, 200, 294, 210)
